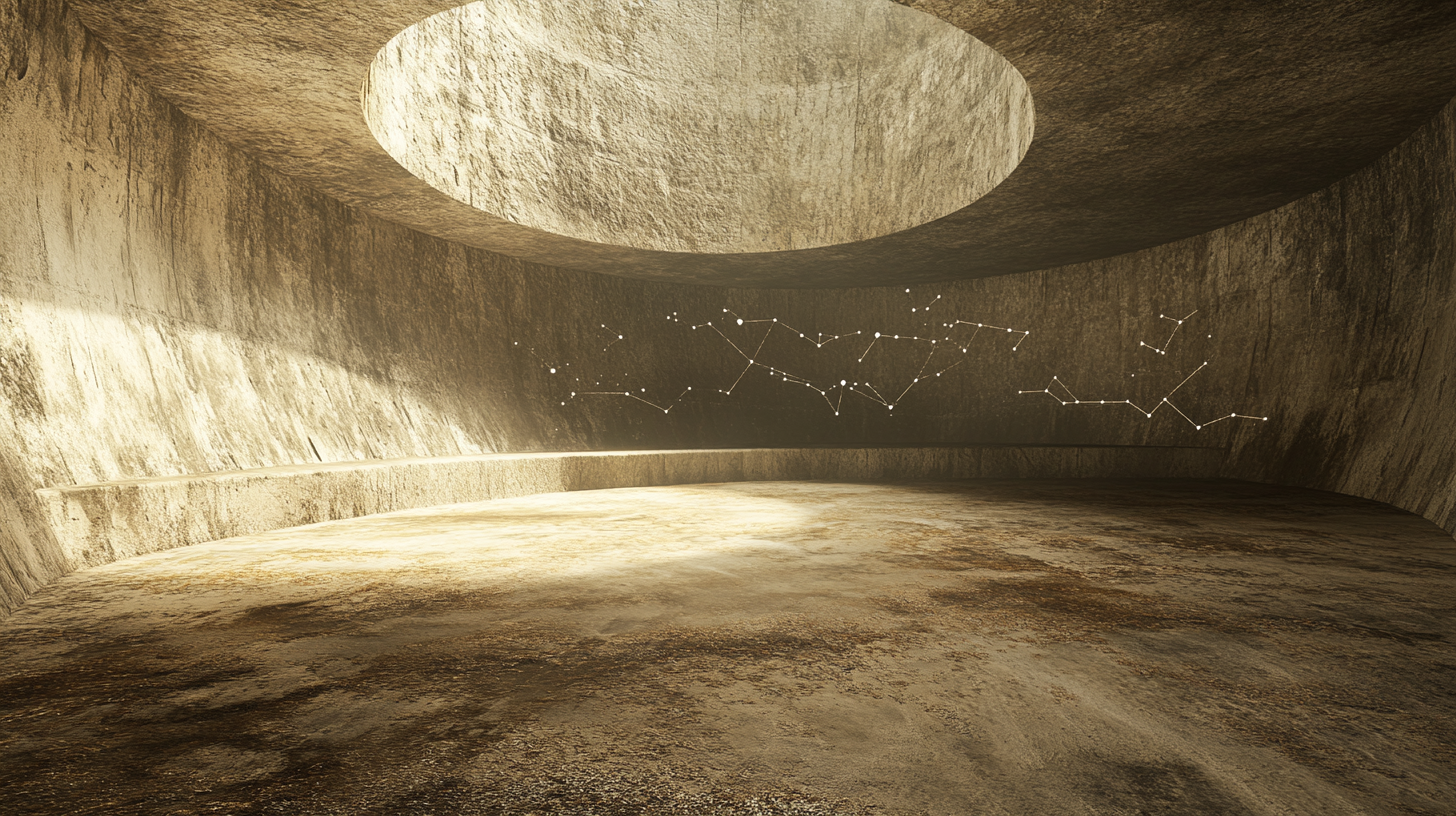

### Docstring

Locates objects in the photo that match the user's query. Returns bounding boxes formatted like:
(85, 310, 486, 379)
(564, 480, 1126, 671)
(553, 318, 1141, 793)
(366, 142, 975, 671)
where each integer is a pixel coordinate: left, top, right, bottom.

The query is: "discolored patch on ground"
(1, 479, 1453, 815)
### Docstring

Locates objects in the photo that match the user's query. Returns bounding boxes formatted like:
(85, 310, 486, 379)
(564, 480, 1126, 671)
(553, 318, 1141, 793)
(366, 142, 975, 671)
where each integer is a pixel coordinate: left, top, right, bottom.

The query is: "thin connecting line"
(1018, 363, 1268, 430)
(681, 309, 1028, 413)
(573, 387, 695, 414)
(945, 320, 1031, 352)
(567, 304, 1027, 416)
(908, 292, 942, 314)
(1139, 309, 1198, 356)
(720, 309, 862, 349)
(598, 323, 625, 352)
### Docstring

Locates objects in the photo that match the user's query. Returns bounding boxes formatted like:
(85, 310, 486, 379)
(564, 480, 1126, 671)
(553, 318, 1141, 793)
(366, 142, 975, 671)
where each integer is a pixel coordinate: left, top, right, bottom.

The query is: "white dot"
(1196, 425, 1202, 430)
(549, 368, 556, 374)
(736, 318, 743, 326)
(875, 332, 881, 338)
(841, 380, 847, 386)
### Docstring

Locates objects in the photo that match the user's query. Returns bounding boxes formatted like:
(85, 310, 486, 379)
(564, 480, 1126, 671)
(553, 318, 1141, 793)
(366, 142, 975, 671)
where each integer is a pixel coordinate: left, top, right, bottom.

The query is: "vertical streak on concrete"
(3, 0, 1456, 616)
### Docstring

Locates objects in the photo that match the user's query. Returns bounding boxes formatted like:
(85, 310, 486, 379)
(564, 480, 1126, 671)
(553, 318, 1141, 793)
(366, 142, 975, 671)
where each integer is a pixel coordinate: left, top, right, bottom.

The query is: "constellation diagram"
(1018, 310, 1267, 431)
(598, 323, 624, 352)
(535, 290, 1028, 417)
(1139, 309, 1197, 355)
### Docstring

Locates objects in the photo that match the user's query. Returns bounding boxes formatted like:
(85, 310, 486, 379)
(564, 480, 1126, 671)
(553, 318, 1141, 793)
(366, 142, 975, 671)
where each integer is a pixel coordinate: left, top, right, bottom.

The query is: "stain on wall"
(0, 0, 1453, 614)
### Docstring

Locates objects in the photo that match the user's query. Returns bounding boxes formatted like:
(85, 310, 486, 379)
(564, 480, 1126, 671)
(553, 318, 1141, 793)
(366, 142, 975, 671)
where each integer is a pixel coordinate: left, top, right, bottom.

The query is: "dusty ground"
(0, 479, 1452, 815)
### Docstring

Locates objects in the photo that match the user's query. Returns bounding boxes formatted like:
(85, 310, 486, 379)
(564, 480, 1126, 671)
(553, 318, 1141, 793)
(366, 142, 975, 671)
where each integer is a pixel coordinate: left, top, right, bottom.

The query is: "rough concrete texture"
(59, 0, 1456, 285)
(2, 2, 1456, 614)
(36, 447, 1221, 572)
(363, 0, 1031, 255)
(2, 481, 1453, 815)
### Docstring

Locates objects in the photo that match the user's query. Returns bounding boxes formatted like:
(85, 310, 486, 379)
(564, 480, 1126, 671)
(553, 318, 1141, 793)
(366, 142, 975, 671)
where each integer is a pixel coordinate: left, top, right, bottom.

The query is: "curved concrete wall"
(36, 446, 1221, 573)
(1, 1, 1454, 614)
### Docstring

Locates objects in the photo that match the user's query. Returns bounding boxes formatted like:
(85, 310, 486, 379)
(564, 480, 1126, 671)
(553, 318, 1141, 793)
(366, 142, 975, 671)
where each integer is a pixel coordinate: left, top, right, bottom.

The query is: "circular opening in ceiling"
(363, 0, 1033, 255)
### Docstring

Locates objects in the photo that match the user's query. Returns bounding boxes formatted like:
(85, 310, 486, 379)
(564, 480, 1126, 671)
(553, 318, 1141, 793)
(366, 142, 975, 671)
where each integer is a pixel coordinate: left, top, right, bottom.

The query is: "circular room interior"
(1, 1, 1454, 814)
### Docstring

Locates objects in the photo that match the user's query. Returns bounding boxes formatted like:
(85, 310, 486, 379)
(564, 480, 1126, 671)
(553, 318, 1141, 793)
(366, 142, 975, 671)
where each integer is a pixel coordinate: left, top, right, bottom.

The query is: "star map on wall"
(522, 290, 1028, 416)
(1018, 310, 1267, 430)
(520, 299, 1267, 432)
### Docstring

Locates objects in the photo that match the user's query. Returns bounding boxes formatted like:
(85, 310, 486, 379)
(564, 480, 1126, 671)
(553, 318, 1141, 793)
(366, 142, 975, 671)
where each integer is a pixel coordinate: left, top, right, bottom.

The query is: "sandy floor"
(0, 479, 1453, 815)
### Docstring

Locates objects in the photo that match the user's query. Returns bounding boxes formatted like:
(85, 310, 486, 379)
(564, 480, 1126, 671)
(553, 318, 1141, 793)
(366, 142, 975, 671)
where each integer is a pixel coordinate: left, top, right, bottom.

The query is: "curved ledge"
(36, 446, 1222, 572)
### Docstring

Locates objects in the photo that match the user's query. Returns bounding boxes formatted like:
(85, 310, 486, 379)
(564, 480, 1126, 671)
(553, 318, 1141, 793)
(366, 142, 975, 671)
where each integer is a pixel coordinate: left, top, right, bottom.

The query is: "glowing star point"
(546, 300, 1025, 417)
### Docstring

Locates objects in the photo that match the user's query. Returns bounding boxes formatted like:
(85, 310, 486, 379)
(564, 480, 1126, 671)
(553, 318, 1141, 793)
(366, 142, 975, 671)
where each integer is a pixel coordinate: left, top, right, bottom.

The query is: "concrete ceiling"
(68, 0, 1456, 288)
(363, 0, 1032, 256)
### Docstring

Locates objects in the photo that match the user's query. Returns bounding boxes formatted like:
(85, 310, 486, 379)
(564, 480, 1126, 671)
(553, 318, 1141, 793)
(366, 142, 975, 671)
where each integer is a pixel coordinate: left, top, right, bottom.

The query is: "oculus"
(364, 0, 1032, 254)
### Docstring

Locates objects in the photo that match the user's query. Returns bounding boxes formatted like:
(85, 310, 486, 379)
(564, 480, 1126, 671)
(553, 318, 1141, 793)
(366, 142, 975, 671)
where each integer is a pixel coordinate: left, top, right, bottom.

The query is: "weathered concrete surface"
(35, 446, 1222, 571)
(3, 0, 1456, 622)
(363, 0, 1032, 255)
(62, 0, 1456, 285)
(0, 1, 744, 614)
(2, 480, 1452, 815)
